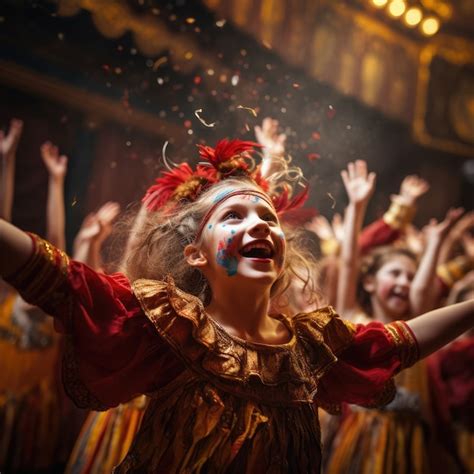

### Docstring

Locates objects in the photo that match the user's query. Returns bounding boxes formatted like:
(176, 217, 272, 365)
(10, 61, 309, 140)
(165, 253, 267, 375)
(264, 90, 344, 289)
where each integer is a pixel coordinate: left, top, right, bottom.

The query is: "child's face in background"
(370, 255, 416, 320)
(199, 192, 286, 288)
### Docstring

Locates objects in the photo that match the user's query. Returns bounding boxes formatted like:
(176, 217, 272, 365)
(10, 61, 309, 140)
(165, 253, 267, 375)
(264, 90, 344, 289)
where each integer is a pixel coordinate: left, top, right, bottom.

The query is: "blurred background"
(0, 0, 473, 251)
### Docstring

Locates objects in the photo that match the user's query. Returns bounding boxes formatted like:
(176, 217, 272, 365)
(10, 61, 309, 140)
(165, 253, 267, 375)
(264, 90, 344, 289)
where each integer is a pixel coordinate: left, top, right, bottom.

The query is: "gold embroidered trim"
(437, 256, 474, 288)
(386, 321, 420, 369)
(383, 200, 416, 230)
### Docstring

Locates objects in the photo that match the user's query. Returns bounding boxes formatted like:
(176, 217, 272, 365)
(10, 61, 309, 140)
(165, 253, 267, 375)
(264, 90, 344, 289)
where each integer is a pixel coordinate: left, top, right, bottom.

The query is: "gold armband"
(320, 238, 341, 256)
(383, 199, 416, 230)
(437, 256, 474, 288)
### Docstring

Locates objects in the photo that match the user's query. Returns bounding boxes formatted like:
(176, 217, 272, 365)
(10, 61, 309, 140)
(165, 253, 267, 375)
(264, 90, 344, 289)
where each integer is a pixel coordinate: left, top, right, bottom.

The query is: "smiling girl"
(0, 140, 472, 473)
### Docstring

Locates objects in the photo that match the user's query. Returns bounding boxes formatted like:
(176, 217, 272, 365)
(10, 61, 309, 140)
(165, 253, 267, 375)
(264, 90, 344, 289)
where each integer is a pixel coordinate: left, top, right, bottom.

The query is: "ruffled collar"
(132, 276, 351, 405)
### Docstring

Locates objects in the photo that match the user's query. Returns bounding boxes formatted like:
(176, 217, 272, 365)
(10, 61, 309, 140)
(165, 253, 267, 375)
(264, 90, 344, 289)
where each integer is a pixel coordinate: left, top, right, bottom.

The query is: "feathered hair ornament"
(142, 138, 311, 219)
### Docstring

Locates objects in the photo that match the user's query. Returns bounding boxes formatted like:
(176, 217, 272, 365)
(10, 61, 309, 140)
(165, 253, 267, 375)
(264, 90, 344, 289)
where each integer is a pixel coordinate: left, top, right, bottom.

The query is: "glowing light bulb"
(421, 17, 440, 36)
(372, 0, 388, 8)
(388, 0, 406, 17)
(405, 7, 422, 26)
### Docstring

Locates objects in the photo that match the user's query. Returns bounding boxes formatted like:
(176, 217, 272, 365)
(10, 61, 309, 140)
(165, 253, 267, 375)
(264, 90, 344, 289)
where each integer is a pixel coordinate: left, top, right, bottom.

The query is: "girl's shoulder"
(131, 278, 350, 403)
(291, 306, 358, 355)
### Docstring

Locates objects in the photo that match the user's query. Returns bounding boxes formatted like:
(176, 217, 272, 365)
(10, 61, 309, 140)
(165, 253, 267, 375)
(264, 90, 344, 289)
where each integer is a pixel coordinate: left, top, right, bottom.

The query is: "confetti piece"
(244, 123, 250, 132)
(186, 17, 196, 24)
(327, 192, 336, 209)
(237, 105, 258, 117)
(327, 105, 336, 119)
(231, 75, 239, 86)
(152, 56, 168, 70)
(308, 153, 320, 161)
(312, 131, 321, 140)
(194, 109, 216, 127)
(216, 19, 226, 27)
(71, 196, 77, 207)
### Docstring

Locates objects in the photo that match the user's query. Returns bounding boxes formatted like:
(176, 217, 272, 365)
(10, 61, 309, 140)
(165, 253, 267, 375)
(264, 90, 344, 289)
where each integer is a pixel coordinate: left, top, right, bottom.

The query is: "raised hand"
(0, 118, 23, 160)
(306, 213, 343, 242)
(340, 160, 376, 206)
(423, 208, 464, 242)
(254, 117, 286, 157)
(95, 201, 121, 244)
(399, 175, 429, 206)
(40, 141, 68, 180)
(405, 224, 425, 255)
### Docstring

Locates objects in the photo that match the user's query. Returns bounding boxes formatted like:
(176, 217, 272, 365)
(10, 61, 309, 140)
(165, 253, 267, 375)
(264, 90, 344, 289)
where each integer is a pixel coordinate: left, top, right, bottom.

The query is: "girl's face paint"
(200, 193, 285, 284)
(216, 235, 240, 276)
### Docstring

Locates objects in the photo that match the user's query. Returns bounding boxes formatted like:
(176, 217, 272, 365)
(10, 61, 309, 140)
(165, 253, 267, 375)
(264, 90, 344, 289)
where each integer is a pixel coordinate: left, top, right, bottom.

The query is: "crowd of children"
(0, 116, 472, 473)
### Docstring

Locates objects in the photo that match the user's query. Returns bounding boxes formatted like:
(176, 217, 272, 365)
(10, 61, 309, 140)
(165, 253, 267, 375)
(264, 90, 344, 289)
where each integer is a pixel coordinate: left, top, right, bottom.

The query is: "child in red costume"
(1, 140, 473, 473)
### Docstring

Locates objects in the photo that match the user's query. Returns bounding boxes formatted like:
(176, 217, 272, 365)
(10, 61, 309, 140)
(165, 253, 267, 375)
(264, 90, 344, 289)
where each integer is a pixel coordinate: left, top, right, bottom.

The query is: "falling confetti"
(237, 105, 258, 117)
(71, 196, 77, 206)
(307, 153, 320, 161)
(186, 17, 196, 24)
(152, 56, 168, 70)
(312, 131, 321, 140)
(194, 109, 216, 127)
(327, 105, 336, 119)
(327, 192, 336, 209)
(216, 19, 226, 27)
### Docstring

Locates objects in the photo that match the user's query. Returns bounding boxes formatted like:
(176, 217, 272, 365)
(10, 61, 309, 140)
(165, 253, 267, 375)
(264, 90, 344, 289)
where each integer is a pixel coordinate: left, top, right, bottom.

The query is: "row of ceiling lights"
(370, 0, 441, 36)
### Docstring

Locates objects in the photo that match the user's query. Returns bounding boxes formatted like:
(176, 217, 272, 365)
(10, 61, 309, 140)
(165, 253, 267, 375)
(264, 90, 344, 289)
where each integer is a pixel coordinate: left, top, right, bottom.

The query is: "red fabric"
(429, 336, 474, 429)
(359, 218, 400, 255)
(316, 322, 403, 407)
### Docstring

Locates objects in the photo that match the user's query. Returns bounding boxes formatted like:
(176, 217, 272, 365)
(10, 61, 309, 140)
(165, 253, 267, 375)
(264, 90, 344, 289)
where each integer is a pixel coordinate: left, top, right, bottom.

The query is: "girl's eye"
(223, 211, 241, 220)
(262, 213, 278, 223)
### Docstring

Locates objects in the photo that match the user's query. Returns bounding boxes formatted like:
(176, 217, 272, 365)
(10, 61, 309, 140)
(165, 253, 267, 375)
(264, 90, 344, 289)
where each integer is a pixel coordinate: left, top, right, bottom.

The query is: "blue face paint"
(216, 237, 239, 276)
(208, 224, 213, 230)
(213, 189, 235, 203)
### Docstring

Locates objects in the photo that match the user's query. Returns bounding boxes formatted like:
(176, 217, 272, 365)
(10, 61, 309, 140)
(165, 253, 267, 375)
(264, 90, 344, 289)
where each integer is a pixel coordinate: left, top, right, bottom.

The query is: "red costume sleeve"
(315, 320, 419, 411)
(358, 218, 400, 255)
(4, 234, 184, 410)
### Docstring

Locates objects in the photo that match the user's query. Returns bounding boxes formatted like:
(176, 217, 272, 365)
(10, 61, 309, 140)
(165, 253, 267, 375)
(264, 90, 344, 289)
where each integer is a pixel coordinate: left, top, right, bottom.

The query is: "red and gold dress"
(6, 234, 420, 473)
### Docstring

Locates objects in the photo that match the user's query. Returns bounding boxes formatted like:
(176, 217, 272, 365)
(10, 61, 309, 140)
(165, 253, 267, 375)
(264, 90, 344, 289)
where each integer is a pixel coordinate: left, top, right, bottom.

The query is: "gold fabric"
(114, 277, 357, 473)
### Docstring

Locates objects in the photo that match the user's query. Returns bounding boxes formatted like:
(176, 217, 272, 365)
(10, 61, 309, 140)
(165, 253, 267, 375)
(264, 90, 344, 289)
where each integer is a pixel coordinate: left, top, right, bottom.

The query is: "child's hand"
(306, 213, 343, 242)
(340, 160, 376, 207)
(254, 118, 286, 157)
(40, 141, 68, 180)
(95, 201, 121, 244)
(0, 118, 23, 160)
(399, 175, 429, 206)
(461, 232, 474, 261)
(423, 208, 464, 242)
(405, 224, 425, 255)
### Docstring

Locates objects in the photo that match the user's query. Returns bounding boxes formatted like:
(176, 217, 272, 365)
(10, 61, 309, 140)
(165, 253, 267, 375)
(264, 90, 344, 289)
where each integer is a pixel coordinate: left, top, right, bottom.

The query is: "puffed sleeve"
(300, 309, 420, 413)
(4, 233, 184, 410)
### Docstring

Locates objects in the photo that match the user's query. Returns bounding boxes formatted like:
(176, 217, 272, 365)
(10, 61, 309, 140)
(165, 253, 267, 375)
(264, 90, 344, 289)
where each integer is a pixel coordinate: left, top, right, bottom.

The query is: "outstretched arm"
(407, 299, 473, 359)
(41, 141, 68, 250)
(0, 219, 33, 277)
(0, 119, 23, 221)
(337, 160, 376, 317)
(410, 208, 463, 314)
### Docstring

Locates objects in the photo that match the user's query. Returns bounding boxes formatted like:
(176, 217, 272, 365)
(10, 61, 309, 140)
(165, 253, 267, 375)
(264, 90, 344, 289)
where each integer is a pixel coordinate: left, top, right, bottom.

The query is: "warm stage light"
(405, 7, 422, 26)
(388, 0, 406, 17)
(421, 17, 440, 36)
(371, 0, 388, 8)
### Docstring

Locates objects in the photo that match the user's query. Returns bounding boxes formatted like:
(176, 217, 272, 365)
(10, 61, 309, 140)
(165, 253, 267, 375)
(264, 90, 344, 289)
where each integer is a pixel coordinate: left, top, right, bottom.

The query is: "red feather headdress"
(142, 138, 309, 219)
(142, 163, 216, 211)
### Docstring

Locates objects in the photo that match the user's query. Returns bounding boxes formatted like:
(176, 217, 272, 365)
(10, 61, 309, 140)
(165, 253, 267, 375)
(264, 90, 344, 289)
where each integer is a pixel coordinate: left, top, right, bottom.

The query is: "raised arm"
(407, 299, 473, 359)
(73, 202, 120, 270)
(410, 208, 463, 314)
(0, 118, 23, 221)
(40, 141, 68, 250)
(254, 117, 287, 179)
(337, 160, 376, 317)
(359, 175, 429, 254)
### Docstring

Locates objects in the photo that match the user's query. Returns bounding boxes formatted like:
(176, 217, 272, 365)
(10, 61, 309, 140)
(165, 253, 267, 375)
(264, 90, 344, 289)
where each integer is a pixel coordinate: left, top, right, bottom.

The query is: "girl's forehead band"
(194, 189, 275, 241)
